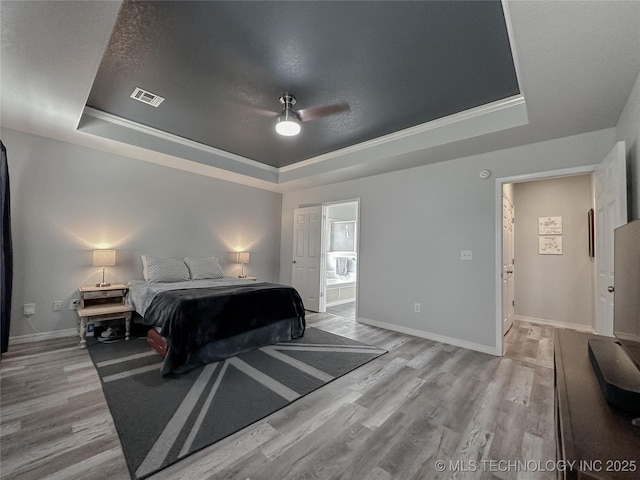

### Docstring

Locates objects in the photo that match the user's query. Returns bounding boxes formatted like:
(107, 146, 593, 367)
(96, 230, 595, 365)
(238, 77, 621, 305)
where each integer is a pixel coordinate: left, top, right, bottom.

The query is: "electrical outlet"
(414, 303, 421, 313)
(460, 250, 473, 261)
(53, 300, 62, 312)
(23, 303, 35, 316)
(69, 299, 79, 310)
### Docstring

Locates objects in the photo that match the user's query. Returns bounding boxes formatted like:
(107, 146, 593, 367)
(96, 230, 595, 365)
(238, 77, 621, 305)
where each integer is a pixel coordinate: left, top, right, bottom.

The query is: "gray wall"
(513, 175, 594, 329)
(616, 69, 640, 220)
(3, 128, 283, 338)
(280, 128, 615, 352)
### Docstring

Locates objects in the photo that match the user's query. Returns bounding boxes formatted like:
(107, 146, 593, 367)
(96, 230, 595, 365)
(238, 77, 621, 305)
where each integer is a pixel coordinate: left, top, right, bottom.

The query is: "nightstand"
(77, 284, 133, 348)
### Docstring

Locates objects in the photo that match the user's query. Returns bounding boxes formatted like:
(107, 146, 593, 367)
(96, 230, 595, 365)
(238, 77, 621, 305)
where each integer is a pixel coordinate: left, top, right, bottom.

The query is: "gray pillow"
(141, 255, 190, 283)
(184, 257, 224, 280)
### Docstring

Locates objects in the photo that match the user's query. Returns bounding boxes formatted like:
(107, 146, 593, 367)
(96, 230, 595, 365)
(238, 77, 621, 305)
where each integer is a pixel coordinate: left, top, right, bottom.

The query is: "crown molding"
(81, 107, 278, 174)
(280, 95, 526, 174)
(79, 94, 527, 187)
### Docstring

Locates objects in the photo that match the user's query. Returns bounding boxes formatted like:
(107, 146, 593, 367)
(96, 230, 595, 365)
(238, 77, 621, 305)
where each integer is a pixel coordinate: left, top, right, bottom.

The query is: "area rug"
(87, 327, 386, 479)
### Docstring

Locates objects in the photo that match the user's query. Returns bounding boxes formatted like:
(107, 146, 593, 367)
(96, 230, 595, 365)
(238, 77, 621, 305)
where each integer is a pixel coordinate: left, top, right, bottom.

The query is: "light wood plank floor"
(1, 317, 556, 480)
(326, 302, 356, 320)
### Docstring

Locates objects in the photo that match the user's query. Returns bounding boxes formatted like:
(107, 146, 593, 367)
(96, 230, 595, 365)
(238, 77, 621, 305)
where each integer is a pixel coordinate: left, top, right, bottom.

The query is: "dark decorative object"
(1, 141, 12, 355)
(588, 208, 595, 257)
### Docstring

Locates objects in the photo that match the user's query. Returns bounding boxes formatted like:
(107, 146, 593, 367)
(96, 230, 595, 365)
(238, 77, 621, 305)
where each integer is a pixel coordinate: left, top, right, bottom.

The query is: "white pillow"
(184, 257, 224, 280)
(141, 255, 190, 283)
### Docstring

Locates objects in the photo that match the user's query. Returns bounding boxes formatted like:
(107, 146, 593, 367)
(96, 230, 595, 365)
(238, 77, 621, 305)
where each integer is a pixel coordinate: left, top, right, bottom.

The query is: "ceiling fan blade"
(297, 102, 350, 122)
(253, 107, 279, 118)
(237, 104, 279, 121)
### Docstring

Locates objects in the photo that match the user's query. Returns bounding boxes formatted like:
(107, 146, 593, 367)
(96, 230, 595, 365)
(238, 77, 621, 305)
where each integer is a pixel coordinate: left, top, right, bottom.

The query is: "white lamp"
(275, 110, 301, 136)
(93, 249, 116, 287)
(235, 251, 250, 278)
(276, 93, 301, 136)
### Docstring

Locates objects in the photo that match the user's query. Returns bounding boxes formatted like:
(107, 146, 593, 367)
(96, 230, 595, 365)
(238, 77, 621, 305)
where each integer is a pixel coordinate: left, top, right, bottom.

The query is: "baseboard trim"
(514, 315, 595, 333)
(356, 317, 499, 356)
(9, 328, 77, 346)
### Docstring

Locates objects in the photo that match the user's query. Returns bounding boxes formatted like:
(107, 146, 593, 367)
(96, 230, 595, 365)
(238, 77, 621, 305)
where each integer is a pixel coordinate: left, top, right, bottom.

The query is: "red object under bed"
(147, 328, 168, 358)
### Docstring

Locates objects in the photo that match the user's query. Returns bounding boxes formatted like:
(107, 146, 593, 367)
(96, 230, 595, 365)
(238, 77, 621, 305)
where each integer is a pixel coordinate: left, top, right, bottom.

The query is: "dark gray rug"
(87, 327, 386, 479)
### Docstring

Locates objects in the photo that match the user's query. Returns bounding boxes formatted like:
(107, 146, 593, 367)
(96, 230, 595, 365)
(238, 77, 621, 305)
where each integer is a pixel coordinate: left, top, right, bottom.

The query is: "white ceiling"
(1, 1, 639, 193)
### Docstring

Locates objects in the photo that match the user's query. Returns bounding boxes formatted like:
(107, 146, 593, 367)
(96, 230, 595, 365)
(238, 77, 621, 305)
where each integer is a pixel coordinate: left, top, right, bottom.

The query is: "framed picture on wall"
(539, 235, 563, 255)
(539, 216, 562, 235)
(588, 208, 595, 257)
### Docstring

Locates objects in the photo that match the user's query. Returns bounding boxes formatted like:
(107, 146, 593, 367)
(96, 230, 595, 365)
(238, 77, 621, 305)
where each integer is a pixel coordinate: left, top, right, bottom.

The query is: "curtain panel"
(1, 141, 13, 354)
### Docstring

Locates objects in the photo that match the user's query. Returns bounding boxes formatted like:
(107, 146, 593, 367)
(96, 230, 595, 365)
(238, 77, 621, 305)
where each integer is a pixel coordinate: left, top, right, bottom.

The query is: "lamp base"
(238, 275, 247, 279)
(96, 282, 111, 287)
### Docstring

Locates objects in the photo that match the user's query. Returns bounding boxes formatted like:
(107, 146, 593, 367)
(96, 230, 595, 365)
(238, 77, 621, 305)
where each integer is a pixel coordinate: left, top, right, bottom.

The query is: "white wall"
(3, 128, 283, 338)
(513, 175, 594, 329)
(280, 128, 616, 353)
(616, 69, 640, 220)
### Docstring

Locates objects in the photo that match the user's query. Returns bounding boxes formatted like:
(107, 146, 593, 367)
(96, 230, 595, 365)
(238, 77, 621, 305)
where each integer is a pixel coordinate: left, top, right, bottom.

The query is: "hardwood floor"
(326, 302, 356, 320)
(1, 317, 556, 480)
(503, 320, 555, 369)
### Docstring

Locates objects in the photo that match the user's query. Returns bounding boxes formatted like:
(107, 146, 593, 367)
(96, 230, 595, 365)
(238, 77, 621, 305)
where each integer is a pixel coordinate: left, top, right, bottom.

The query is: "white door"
(502, 194, 515, 335)
(594, 141, 627, 336)
(292, 206, 322, 312)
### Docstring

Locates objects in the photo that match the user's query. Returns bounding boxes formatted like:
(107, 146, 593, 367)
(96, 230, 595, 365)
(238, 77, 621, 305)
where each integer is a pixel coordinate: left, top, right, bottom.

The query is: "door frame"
(321, 198, 361, 319)
(494, 165, 596, 356)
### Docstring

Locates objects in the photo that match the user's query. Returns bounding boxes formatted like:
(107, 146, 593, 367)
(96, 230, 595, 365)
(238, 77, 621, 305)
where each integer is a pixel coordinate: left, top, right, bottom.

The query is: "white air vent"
(130, 87, 165, 107)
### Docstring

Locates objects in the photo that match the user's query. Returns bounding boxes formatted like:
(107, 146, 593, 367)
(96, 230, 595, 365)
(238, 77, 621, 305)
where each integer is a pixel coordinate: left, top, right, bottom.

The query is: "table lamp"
(235, 251, 250, 278)
(93, 249, 116, 287)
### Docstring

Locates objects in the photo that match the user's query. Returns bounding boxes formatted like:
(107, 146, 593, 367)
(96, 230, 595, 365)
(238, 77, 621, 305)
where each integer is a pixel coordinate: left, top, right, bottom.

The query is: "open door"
(292, 206, 323, 312)
(594, 141, 627, 336)
(502, 191, 515, 335)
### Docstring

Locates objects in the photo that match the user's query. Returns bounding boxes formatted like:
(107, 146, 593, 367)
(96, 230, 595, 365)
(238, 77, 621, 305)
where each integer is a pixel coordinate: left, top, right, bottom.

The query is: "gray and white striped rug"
(87, 327, 386, 479)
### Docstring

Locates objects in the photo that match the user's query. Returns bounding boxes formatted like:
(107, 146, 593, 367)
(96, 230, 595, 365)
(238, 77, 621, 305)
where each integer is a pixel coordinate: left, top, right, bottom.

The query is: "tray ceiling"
(85, 0, 520, 169)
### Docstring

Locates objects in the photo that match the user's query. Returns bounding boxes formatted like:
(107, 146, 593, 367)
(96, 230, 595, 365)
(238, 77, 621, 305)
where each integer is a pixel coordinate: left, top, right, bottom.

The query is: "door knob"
(292, 260, 296, 264)
(608, 286, 614, 293)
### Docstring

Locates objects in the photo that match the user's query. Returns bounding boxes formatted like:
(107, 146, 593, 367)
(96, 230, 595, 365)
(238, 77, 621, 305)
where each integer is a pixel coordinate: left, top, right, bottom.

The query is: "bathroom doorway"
(322, 200, 359, 320)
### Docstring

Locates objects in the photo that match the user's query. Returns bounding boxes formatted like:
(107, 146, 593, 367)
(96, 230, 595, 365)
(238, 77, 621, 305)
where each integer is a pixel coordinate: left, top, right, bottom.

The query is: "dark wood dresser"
(555, 329, 640, 479)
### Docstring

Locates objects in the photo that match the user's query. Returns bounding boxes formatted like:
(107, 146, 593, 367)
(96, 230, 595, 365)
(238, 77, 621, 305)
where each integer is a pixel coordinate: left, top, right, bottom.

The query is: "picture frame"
(588, 208, 595, 257)
(539, 235, 563, 255)
(539, 216, 562, 235)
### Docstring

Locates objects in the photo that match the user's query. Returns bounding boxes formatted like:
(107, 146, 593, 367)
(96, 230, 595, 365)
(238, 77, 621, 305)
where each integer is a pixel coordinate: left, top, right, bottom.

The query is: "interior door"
(594, 141, 627, 336)
(292, 206, 322, 312)
(502, 194, 515, 335)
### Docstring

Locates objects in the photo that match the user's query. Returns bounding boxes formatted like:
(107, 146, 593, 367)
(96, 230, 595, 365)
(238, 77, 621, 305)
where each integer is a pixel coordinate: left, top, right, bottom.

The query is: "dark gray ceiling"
(87, 0, 519, 168)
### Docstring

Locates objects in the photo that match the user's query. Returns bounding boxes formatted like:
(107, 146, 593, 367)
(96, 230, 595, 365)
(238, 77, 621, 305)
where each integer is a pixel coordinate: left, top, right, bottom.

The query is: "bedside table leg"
(125, 313, 131, 341)
(80, 317, 87, 348)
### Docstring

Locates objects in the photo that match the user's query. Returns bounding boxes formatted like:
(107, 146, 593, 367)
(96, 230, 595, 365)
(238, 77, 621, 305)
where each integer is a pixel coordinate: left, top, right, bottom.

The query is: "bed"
(127, 261, 305, 375)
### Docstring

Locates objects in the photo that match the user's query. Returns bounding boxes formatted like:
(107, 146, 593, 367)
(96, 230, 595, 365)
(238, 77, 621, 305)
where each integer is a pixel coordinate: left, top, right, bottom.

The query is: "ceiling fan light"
(276, 110, 301, 136)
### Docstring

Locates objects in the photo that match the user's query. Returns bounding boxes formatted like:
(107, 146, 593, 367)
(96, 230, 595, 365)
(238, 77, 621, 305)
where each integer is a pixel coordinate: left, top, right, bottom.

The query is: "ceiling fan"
(274, 93, 350, 137)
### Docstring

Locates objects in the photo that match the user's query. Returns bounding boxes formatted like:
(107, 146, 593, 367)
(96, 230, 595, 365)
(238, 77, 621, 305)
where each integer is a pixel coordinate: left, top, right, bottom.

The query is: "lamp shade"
(237, 252, 250, 264)
(275, 110, 301, 136)
(93, 249, 116, 267)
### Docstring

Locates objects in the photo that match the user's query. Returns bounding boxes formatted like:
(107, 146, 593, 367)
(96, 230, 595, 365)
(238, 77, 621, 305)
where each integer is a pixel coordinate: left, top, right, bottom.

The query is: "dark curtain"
(1, 141, 12, 355)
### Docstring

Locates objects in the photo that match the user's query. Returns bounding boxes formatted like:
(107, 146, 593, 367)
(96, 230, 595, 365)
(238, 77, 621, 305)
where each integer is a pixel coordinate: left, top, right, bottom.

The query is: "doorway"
(495, 165, 596, 356)
(291, 200, 359, 319)
(323, 201, 359, 320)
(496, 142, 627, 356)
(502, 173, 596, 367)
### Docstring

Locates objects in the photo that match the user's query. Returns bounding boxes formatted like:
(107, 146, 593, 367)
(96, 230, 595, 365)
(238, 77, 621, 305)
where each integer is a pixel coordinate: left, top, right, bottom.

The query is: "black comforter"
(144, 282, 305, 375)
